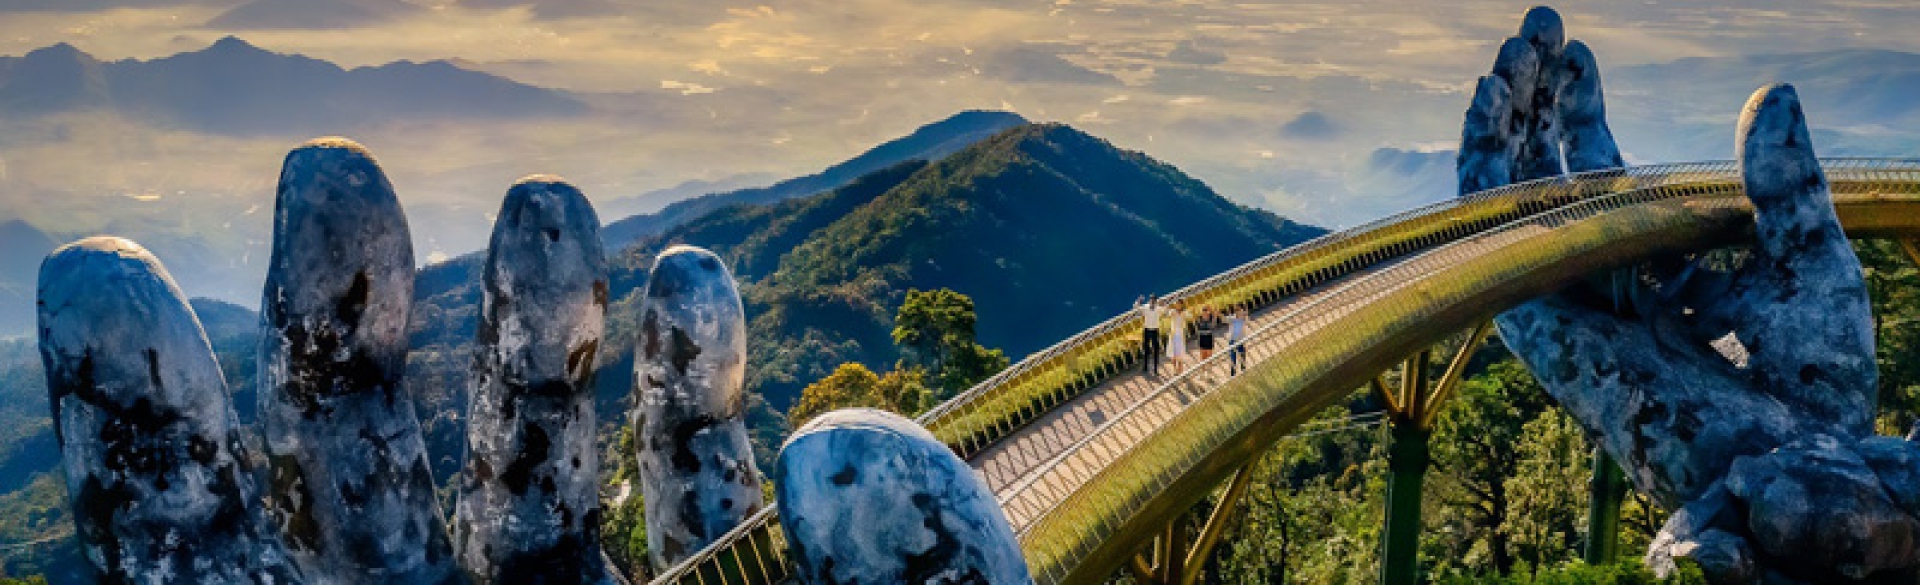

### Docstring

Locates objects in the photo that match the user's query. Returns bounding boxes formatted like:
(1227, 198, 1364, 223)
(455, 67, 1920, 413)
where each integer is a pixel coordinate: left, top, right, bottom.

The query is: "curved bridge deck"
(651, 159, 1920, 585)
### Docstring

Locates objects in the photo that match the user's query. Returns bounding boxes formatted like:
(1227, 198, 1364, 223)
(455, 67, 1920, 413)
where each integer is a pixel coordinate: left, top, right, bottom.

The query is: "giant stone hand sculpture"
(1459, 7, 1920, 583)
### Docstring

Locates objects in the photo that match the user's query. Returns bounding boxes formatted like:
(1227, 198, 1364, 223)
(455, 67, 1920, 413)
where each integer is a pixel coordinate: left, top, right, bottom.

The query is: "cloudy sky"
(1, 0, 1916, 260)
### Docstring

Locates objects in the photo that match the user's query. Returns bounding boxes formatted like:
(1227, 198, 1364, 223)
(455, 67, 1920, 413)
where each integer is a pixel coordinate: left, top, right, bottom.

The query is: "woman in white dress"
(1165, 300, 1190, 373)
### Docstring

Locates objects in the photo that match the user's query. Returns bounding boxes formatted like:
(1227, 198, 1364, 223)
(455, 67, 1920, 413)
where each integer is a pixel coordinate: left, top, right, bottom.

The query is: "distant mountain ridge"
(599, 110, 1030, 248)
(0, 37, 583, 133)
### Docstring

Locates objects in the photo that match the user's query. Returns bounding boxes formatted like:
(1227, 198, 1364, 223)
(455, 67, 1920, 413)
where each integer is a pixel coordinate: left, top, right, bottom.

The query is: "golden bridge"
(650, 159, 1920, 585)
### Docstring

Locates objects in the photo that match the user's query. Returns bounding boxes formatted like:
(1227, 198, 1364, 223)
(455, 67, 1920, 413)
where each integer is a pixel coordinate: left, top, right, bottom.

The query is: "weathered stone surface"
(1557, 40, 1623, 173)
(1726, 85, 1877, 432)
(1458, 74, 1515, 196)
(453, 176, 624, 585)
(38, 237, 302, 584)
(1860, 437, 1920, 515)
(633, 245, 762, 570)
(1647, 485, 1755, 583)
(1458, 8, 1913, 582)
(774, 408, 1031, 585)
(257, 137, 458, 583)
(1723, 436, 1919, 580)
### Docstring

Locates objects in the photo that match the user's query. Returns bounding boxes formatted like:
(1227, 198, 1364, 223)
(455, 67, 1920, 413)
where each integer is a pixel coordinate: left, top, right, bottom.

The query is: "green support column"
(1584, 447, 1629, 565)
(1380, 422, 1430, 585)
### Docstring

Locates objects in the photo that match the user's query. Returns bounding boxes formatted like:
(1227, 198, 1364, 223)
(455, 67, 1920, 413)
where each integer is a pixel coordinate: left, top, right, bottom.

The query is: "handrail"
(645, 158, 1920, 585)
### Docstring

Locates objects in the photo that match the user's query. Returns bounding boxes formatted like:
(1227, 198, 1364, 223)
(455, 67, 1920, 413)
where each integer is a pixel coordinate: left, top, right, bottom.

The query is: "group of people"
(1135, 294, 1249, 377)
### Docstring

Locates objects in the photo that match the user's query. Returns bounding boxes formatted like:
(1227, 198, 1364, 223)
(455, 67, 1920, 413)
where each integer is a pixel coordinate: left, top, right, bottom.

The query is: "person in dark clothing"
(1136, 294, 1164, 375)
(1194, 306, 1219, 362)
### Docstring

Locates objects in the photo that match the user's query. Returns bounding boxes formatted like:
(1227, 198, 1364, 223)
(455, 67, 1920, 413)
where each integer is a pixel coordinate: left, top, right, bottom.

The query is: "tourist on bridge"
(1136, 294, 1166, 375)
(1166, 300, 1191, 373)
(1227, 306, 1249, 375)
(1194, 306, 1220, 362)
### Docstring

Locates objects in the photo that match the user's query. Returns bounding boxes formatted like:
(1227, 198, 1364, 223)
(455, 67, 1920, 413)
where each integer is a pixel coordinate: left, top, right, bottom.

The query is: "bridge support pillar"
(1901, 239, 1920, 267)
(1379, 350, 1432, 585)
(1584, 447, 1629, 565)
(1380, 422, 1431, 585)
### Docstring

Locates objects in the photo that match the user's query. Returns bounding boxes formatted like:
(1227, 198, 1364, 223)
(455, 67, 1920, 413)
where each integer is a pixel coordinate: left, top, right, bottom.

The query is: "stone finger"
(1725, 85, 1877, 432)
(1558, 40, 1625, 173)
(1457, 75, 1515, 196)
(39, 237, 302, 584)
(634, 245, 762, 571)
(774, 409, 1031, 585)
(455, 176, 621, 584)
(258, 137, 459, 583)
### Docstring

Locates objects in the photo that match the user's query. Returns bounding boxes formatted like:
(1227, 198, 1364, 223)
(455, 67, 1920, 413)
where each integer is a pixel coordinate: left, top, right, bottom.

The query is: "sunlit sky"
(1, 0, 1916, 259)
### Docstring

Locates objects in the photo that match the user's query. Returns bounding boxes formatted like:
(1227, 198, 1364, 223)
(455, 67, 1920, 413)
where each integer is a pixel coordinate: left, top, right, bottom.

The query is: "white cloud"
(661, 79, 716, 94)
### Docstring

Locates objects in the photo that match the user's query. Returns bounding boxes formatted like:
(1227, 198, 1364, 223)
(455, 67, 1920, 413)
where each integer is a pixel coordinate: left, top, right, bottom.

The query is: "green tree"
(599, 426, 650, 579)
(1436, 559, 1706, 584)
(1430, 358, 1554, 575)
(786, 362, 931, 428)
(1211, 401, 1389, 584)
(892, 289, 1009, 398)
(1858, 240, 1920, 435)
(1503, 409, 1592, 571)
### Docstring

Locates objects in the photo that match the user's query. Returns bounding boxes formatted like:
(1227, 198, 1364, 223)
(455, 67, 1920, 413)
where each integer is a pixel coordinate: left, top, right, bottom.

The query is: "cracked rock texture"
(633, 245, 763, 571)
(774, 408, 1031, 585)
(257, 138, 459, 584)
(453, 177, 624, 584)
(38, 237, 303, 584)
(1458, 7, 1919, 583)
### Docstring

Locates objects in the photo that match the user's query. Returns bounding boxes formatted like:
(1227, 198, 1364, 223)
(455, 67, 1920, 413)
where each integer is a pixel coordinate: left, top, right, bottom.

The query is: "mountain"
(0, 43, 110, 115)
(587, 123, 1324, 408)
(594, 172, 781, 222)
(599, 110, 1029, 248)
(735, 123, 1323, 403)
(0, 37, 584, 133)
